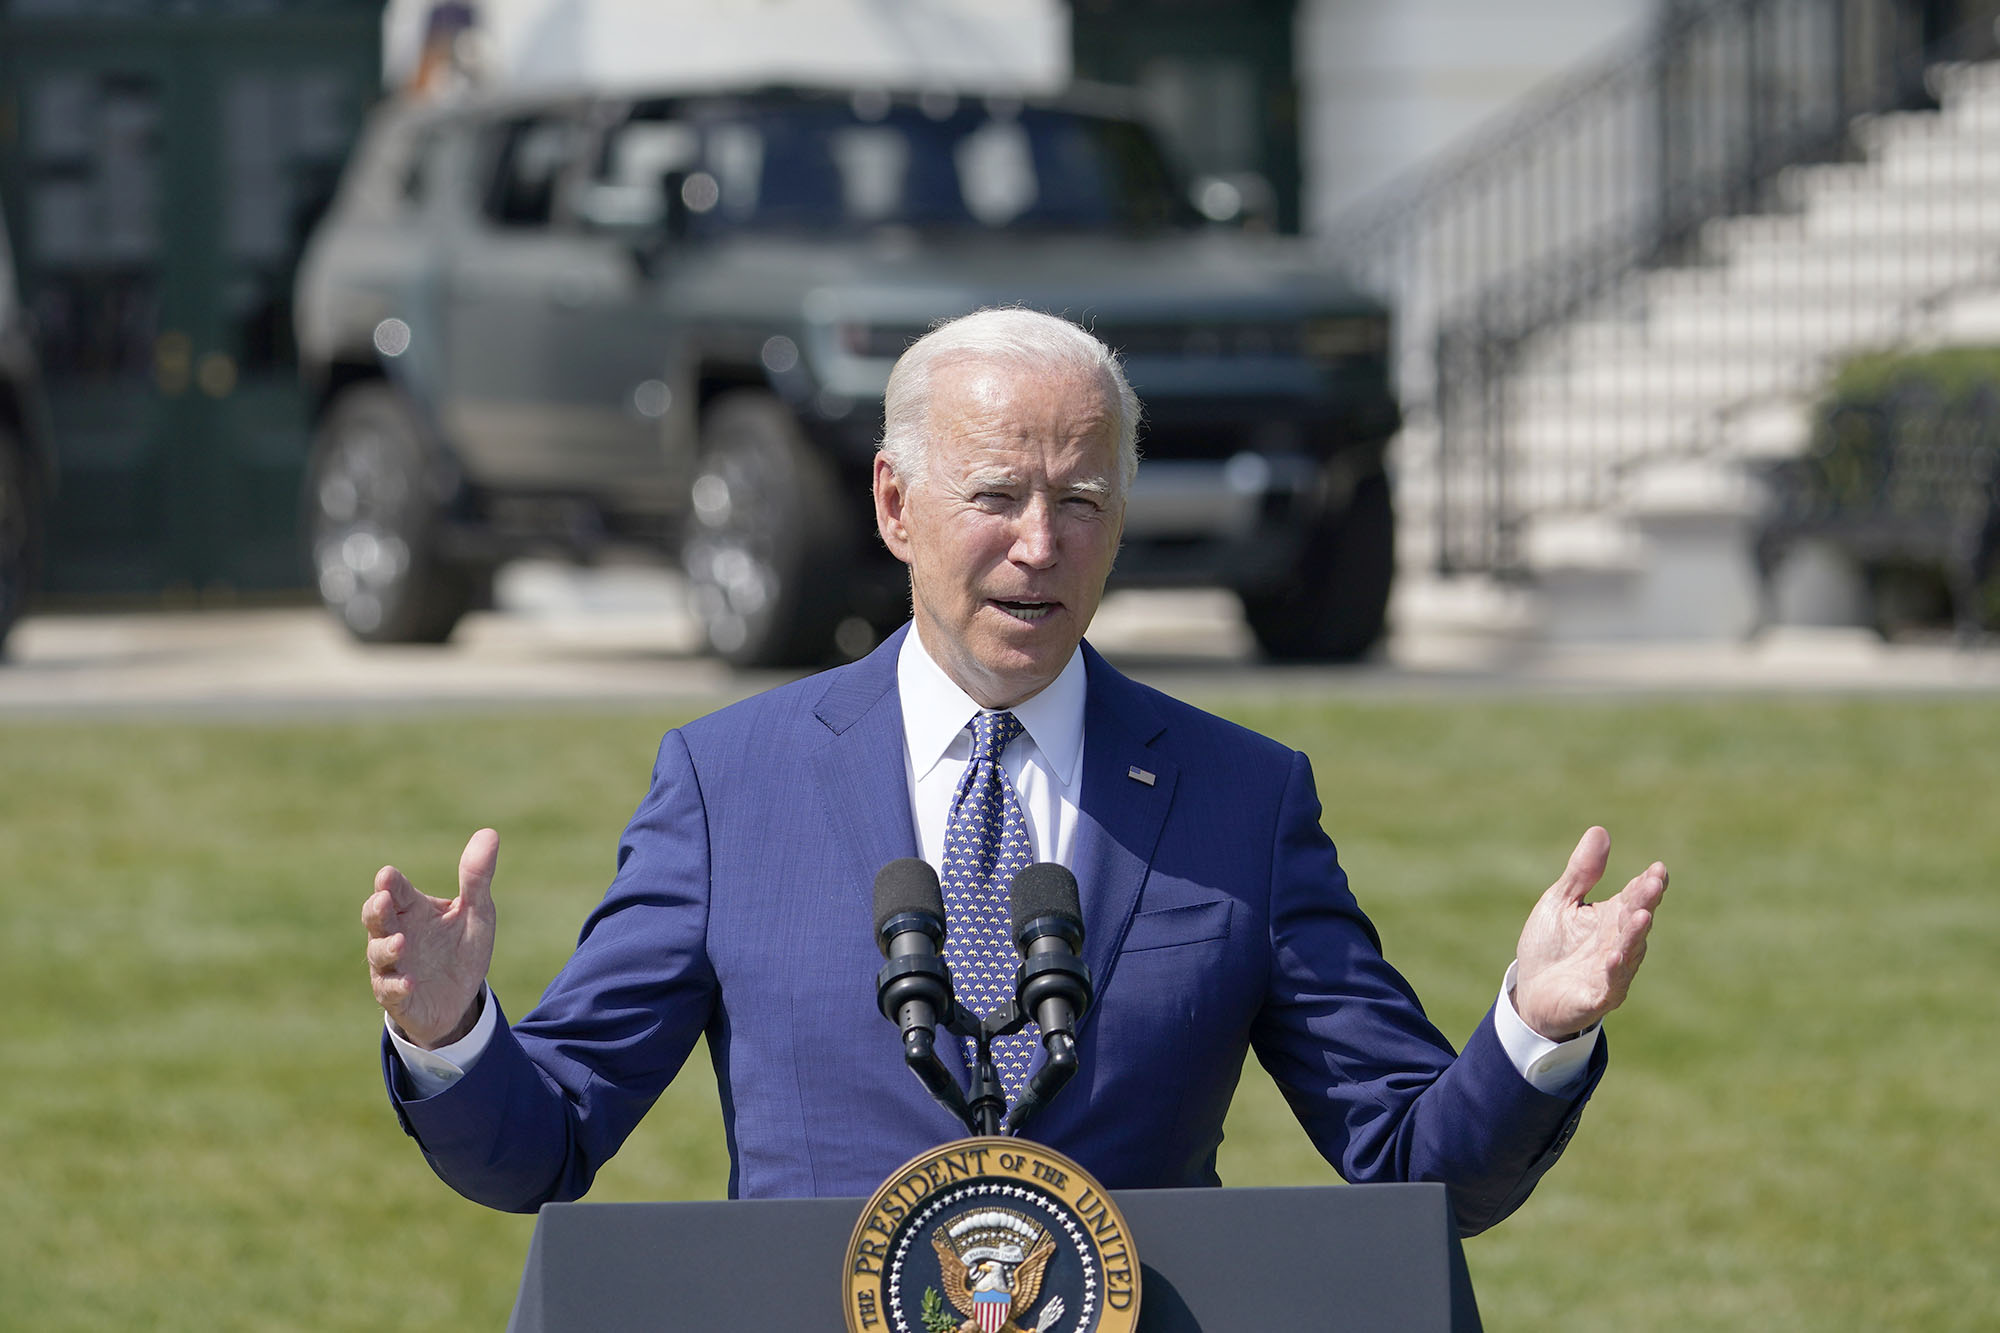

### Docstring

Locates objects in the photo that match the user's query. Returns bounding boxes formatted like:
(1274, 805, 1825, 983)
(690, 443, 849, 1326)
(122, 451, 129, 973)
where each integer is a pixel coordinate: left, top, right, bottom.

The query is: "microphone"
(874, 858, 952, 1039)
(1009, 863, 1091, 1041)
(874, 858, 975, 1132)
(1003, 863, 1092, 1134)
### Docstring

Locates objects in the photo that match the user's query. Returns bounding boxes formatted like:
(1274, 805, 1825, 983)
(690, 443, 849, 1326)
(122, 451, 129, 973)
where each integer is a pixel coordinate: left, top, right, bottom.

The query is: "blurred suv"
(294, 85, 1401, 666)
(0, 205, 55, 656)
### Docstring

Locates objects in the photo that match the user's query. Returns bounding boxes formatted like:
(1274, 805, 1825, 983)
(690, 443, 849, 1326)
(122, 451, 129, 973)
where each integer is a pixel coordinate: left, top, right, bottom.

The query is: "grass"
(2, 695, 1996, 1330)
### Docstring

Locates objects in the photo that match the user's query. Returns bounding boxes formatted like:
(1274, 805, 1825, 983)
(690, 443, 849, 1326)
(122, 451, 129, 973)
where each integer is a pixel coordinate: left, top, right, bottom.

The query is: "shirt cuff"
(385, 984, 497, 1099)
(1495, 962, 1600, 1095)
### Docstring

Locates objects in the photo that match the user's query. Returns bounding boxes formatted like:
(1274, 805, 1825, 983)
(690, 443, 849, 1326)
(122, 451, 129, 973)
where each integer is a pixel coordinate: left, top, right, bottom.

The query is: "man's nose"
(1008, 498, 1059, 567)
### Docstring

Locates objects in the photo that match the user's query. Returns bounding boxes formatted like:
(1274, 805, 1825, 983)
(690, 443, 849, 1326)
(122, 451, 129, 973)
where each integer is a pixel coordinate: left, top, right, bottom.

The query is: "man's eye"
(1062, 494, 1103, 512)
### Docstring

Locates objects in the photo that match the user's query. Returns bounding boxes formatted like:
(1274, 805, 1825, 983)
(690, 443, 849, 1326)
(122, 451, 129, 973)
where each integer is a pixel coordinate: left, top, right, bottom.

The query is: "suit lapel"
(805, 630, 965, 1080)
(809, 627, 922, 911)
(1068, 644, 1176, 1027)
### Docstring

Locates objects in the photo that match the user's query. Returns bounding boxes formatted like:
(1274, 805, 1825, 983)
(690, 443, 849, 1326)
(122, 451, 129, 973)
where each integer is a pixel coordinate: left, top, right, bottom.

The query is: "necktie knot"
(969, 710, 1024, 764)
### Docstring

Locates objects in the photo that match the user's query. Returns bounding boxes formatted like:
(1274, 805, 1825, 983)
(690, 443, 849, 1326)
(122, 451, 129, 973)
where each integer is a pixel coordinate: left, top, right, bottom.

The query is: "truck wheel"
(682, 389, 853, 668)
(1241, 471, 1395, 662)
(305, 383, 479, 644)
(0, 426, 40, 657)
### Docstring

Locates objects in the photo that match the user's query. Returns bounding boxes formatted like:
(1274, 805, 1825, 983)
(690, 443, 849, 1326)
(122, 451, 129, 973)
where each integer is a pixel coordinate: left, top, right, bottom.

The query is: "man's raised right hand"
(363, 828, 499, 1049)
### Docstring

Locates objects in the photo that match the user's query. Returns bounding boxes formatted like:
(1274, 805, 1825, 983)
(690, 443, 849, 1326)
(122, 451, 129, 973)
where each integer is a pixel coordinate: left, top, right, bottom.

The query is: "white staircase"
(1394, 60, 2000, 641)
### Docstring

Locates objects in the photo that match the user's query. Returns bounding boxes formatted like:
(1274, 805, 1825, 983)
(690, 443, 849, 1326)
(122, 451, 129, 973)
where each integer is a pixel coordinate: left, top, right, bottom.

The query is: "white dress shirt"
(390, 631, 1597, 1096)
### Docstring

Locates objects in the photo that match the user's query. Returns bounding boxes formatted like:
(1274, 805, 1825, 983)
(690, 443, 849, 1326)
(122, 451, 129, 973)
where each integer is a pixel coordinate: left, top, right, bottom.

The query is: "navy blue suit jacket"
(385, 628, 1601, 1235)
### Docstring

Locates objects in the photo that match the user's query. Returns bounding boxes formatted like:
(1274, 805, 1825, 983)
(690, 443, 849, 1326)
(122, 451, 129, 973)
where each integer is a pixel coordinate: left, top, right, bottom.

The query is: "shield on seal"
(973, 1289, 1011, 1333)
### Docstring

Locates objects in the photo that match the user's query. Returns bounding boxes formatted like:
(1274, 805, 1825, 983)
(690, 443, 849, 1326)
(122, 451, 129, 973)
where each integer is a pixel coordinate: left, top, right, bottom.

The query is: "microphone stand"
(931, 1000, 1078, 1138)
(876, 965, 1020, 1137)
(900, 1022, 975, 1131)
(945, 1005, 1010, 1137)
(1003, 1029, 1077, 1135)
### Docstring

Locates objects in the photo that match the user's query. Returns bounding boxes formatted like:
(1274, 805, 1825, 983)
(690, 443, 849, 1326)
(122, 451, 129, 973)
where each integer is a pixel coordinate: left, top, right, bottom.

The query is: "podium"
(506, 1184, 1482, 1332)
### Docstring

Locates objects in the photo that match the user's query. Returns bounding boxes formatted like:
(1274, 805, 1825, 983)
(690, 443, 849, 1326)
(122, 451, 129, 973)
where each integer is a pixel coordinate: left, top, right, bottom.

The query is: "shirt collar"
(897, 629, 1088, 787)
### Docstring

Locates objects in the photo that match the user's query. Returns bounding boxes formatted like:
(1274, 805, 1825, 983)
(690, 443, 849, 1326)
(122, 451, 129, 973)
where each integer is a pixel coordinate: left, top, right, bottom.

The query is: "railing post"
(1652, 6, 1675, 266)
(1433, 324, 1461, 575)
(1743, 0, 1767, 213)
(1831, 0, 1851, 130)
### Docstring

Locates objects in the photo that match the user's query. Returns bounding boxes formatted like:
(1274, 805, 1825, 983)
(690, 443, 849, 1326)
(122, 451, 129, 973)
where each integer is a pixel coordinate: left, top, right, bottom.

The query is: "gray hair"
(878, 308, 1142, 492)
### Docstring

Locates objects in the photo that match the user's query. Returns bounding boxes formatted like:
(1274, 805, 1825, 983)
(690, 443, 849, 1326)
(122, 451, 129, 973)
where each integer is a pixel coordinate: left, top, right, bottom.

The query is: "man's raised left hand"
(1512, 826, 1666, 1041)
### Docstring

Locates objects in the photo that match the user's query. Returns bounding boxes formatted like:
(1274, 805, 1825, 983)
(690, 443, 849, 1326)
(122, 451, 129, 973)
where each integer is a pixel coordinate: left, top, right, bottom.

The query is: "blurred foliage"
(1, 697, 1996, 1330)
(1778, 347, 2000, 634)
(1806, 346, 2000, 513)
(1824, 345, 2000, 406)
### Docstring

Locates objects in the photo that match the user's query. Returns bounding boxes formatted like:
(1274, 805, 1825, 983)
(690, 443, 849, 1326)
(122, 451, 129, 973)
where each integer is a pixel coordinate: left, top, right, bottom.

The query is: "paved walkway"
(2, 563, 1994, 717)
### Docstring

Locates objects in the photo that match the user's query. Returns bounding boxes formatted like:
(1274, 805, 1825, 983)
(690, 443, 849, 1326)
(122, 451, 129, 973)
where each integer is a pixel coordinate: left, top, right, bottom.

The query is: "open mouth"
(992, 599, 1055, 623)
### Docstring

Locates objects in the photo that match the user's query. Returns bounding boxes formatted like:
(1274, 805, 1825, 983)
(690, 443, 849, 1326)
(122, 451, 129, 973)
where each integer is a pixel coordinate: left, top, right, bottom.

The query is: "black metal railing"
(1325, 0, 2000, 575)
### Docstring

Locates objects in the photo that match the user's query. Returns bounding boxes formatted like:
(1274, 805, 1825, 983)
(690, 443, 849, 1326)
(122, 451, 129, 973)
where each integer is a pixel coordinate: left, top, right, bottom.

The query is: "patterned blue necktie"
(940, 710, 1038, 1102)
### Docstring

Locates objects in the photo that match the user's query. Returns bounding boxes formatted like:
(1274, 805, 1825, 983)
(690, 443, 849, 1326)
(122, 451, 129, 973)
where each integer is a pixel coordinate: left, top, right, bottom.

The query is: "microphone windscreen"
(874, 858, 945, 938)
(1009, 863, 1082, 941)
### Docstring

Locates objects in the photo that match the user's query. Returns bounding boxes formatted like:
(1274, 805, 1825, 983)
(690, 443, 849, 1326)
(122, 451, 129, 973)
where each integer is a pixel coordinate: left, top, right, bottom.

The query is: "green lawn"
(2, 695, 1995, 1330)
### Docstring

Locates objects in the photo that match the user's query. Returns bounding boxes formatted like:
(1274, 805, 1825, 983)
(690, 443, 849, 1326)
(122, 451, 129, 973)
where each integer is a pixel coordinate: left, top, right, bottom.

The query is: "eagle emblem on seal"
(930, 1208, 1066, 1333)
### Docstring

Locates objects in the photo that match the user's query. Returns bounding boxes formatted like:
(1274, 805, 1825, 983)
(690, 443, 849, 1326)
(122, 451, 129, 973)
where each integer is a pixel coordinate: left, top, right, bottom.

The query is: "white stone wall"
(1299, 0, 1658, 228)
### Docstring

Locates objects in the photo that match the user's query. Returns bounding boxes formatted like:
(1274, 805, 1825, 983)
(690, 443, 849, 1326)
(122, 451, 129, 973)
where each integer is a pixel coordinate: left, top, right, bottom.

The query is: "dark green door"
(0, 9, 379, 600)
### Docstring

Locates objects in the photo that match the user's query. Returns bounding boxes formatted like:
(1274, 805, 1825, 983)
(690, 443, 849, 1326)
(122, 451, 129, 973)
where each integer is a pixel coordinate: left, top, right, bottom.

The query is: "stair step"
(1679, 237, 2000, 295)
(1546, 312, 1890, 360)
(1930, 60, 2000, 105)
(1506, 392, 1823, 461)
(1803, 184, 2000, 237)
(1873, 135, 2000, 186)
(1774, 160, 1879, 208)
(1928, 286, 2000, 341)
(1640, 291, 1906, 343)
(1512, 363, 1817, 411)
(1700, 211, 1808, 258)
(1505, 407, 1714, 457)
(1519, 511, 1646, 572)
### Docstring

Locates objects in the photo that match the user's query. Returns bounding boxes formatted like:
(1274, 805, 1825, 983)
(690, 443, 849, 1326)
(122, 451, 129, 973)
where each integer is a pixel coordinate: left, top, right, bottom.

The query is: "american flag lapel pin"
(1127, 766, 1156, 786)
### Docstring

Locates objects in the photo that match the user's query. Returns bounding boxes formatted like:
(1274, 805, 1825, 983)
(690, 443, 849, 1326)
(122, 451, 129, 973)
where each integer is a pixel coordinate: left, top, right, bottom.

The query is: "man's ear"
(873, 455, 914, 564)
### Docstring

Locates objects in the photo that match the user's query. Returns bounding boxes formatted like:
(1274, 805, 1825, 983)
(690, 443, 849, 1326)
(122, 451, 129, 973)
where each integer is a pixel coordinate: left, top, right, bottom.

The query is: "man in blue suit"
(363, 309, 1666, 1235)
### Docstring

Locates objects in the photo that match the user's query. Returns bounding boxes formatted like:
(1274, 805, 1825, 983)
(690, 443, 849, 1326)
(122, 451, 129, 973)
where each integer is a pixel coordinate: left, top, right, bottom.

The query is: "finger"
(1616, 861, 1669, 913)
(361, 887, 399, 936)
(375, 864, 422, 910)
(458, 828, 500, 912)
(1552, 826, 1611, 905)
(371, 969, 412, 1011)
(366, 933, 405, 975)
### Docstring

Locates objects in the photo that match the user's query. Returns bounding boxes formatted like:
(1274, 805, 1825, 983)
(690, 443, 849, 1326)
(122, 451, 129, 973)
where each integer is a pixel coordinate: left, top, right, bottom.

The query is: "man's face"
(874, 361, 1125, 709)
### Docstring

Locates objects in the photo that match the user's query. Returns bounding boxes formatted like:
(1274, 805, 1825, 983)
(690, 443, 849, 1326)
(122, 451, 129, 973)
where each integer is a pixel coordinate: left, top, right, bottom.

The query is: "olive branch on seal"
(921, 1286, 957, 1333)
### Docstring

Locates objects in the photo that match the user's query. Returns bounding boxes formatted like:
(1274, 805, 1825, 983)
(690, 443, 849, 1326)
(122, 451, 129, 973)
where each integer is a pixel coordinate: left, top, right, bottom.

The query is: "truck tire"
(682, 389, 854, 668)
(305, 382, 480, 644)
(1241, 470, 1395, 662)
(0, 426, 39, 657)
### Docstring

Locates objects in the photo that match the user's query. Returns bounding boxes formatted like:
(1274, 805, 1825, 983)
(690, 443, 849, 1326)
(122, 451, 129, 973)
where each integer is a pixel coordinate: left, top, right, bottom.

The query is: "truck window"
(605, 96, 1190, 237)
(481, 115, 578, 228)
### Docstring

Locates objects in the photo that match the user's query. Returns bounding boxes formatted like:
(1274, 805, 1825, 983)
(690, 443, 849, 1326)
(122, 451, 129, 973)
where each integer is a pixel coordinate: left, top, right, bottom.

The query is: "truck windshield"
(598, 95, 1193, 237)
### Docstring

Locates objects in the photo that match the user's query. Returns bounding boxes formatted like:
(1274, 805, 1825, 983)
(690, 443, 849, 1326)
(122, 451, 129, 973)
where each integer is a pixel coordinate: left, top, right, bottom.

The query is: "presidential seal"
(843, 1138, 1140, 1333)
